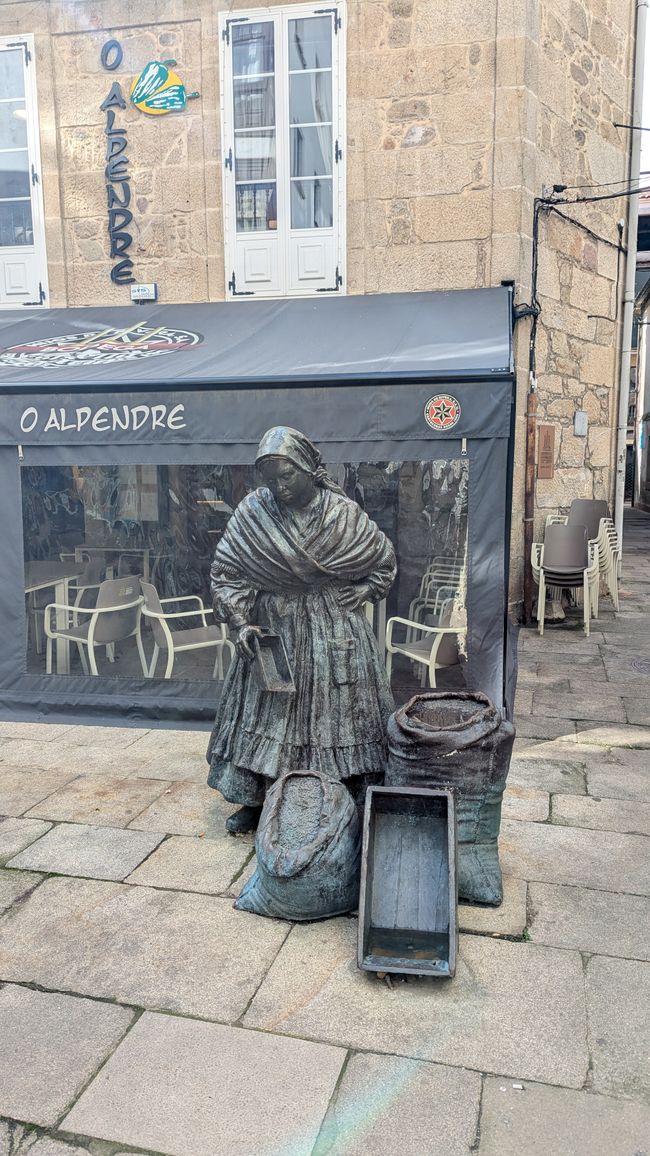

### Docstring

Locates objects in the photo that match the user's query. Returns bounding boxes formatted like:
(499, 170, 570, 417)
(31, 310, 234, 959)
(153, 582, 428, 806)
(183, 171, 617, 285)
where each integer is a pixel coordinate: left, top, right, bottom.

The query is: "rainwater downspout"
(614, 0, 648, 553)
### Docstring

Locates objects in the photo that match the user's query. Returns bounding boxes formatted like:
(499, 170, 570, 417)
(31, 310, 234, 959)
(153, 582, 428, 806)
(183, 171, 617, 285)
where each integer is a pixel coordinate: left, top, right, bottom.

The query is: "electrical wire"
(554, 172, 650, 191)
(544, 183, 650, 205)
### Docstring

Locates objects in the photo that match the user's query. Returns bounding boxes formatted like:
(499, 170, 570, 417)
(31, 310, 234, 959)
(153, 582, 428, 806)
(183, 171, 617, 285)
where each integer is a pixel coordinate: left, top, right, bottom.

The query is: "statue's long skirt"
(207, 586, 393, 806)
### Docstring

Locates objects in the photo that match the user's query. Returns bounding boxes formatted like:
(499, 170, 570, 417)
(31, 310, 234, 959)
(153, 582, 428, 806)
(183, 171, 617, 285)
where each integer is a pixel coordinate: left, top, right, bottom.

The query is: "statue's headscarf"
(255, 426, 345, 494)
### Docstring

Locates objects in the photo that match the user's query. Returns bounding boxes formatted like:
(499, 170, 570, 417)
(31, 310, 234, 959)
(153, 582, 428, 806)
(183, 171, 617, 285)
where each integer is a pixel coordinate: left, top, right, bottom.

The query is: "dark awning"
(0, 287, 513, 392)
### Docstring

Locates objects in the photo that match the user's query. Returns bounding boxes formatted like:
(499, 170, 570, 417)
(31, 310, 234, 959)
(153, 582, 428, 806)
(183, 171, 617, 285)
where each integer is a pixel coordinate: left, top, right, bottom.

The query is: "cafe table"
(24, 559, 85, 675)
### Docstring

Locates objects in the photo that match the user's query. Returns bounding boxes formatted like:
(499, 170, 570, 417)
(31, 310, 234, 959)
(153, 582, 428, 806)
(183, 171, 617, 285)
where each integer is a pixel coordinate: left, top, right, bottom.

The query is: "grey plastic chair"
(44, 577, 145, 676)
(568, 499, 609, 542)
(536, 524, 593, 636)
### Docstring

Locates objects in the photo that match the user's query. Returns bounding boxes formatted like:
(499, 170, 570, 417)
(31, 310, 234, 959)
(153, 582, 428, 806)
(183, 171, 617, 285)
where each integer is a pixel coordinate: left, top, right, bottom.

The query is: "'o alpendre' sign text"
(20, 403, 187, 435)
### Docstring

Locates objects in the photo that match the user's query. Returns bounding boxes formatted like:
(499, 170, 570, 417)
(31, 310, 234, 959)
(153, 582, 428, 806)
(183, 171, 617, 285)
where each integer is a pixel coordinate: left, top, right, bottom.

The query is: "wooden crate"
(358, 785, 458, 979)
(250, 630, 296, 693)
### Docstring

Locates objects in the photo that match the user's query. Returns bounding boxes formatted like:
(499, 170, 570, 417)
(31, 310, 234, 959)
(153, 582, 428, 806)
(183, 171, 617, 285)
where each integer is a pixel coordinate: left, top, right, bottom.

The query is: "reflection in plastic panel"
(21, 460, 468, 690)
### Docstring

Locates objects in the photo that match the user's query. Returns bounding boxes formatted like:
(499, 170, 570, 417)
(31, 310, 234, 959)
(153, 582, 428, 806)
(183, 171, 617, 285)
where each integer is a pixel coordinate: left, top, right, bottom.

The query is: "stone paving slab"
(0, 723, 74, 743)
(0, 770, 81, 818)
(535, 656, 608, 674)
(514, 671, 572, 690)
(126, 833, 253, 894)
(315, 1053, 481, 1156)
(502, 787, 549, 822)
(0, 742, 161, 778)
(623, 699, 650, 725)
(587, 956, 650, 1103)
(532, 692, 627, 724)
(478, 1077, 650, 1155)
(26, 776, 168, 828)
(506, 756, 586, 795)
(511, 717, 577, 741)
(0, 1133, 121, 1156)
(52, 725, 151, 749)
(0, 867, 42, 914)
(552, 794, 650, 836)
(62, 1011, 345, 1156)
(0, 985, 133, 1127)
(7, 824, 165, 882)
(528, 882, 650, 960)
(499, 818, 650, 894)
(0, 819, 53, 865)
(587, 754, 650, 802)
(244, 921, 589, 1087)
(575, 722, 650, 747)
(128, 782, 236, 837)
(123, 727, 210, 759)
(0, 876, 289, 1021)
(458, 877, 527, 937)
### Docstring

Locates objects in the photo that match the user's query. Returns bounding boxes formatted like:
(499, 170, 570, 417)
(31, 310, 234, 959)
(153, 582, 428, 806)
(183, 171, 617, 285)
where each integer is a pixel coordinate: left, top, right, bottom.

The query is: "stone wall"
(0, 0, 636, 604)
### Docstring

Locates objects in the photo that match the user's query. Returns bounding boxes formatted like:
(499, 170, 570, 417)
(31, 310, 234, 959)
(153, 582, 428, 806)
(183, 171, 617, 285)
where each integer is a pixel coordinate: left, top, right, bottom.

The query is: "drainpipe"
(614, 0, 648, 553)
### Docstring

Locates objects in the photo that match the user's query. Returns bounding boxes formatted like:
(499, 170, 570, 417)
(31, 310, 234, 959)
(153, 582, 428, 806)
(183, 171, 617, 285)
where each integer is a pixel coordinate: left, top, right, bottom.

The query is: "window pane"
(234, 131, 276, 180)
(0, 49, 25, 99)
(290, 126, 332, 177)
(290, 72, 332, 125)
(236, 182, 277, 231)
(0, 150, 30, 198)
(289, 17, 332, 70)
(232, 22, 274, 76)
(291, 178, 333, 228)
(0, 198, 33, 245)
(234, 76, 275, 130)
(0, 102, 28, 150)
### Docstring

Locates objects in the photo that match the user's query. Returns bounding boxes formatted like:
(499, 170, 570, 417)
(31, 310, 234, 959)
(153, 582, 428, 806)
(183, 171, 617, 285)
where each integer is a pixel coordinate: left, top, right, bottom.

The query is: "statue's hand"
(236, 624, 264, 660)
(337, 583, 372, 611)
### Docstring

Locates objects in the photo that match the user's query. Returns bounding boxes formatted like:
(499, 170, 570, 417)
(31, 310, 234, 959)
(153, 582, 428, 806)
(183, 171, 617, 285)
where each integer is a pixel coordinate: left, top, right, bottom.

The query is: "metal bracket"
(222, 17, 249, 45)
(22, 281, 46, 306)
(31, 164, 39, 186)
(314, 8, 342, 31)
(224, 147, 233, 172)
(334, 139, 343, 163)
(316, 266, 343, 292)
(228, 272, 254, 297)
(7, 40, 31, 65)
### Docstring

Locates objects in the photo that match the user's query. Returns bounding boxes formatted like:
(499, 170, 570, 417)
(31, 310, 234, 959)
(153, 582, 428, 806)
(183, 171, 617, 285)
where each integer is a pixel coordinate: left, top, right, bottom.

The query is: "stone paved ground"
(0, 509, 649, 1156)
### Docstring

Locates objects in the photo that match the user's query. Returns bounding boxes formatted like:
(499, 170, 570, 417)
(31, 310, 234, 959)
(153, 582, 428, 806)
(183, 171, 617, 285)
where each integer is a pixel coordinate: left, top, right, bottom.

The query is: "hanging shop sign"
(100, 41, 135, 287)
(130, 60, 200, 115)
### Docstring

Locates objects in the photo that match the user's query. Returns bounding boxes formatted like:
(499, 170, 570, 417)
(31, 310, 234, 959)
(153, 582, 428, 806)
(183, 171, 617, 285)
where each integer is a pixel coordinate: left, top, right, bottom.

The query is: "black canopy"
(0, 288, 512, 392)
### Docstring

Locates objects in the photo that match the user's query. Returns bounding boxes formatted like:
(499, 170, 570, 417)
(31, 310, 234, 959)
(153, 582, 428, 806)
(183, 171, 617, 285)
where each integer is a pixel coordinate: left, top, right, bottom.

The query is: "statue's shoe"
(226, 805, 262, 836)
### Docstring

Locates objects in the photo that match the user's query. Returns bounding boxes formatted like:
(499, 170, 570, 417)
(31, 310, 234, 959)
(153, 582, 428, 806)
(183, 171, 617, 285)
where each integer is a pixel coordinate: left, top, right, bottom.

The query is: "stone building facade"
(0, 0, 637, 602)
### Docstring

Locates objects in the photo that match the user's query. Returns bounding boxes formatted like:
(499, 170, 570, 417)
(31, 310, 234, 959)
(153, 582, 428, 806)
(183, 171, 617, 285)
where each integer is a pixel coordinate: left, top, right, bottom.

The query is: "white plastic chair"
(385, 614, 466, 688)
(140, 580, 235, 679)
(44, 576, 146, 676)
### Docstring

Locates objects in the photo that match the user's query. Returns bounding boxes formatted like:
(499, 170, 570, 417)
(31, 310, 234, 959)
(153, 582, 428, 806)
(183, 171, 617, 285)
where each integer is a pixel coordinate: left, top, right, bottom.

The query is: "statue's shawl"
(212, 486, 392, 593)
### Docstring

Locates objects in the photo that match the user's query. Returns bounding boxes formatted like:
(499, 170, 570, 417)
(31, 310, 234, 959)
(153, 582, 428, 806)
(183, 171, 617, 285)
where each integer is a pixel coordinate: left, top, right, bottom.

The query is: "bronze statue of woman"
(207, 427, 397, 834)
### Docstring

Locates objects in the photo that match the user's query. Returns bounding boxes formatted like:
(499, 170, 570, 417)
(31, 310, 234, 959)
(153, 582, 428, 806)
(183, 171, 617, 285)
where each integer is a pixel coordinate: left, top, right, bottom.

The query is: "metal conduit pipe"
(615, 0, 648, 554)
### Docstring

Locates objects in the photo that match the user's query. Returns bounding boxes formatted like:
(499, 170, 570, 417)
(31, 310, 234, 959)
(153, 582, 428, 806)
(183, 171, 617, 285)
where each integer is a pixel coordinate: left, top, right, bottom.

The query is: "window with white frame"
(0, 36, 48, 306)
(220, 3, 345, 298)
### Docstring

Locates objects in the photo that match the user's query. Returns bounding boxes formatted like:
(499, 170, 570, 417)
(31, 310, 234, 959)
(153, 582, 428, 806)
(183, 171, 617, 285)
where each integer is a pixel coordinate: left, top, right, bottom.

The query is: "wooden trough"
(358, 785, 458, 979)
(250, 630, 296, 693)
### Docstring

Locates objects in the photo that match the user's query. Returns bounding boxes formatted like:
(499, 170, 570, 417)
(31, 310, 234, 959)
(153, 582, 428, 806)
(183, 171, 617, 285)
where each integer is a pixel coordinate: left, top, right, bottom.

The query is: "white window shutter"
(220, 4, 345, 299)
(0, 36, 48, 307)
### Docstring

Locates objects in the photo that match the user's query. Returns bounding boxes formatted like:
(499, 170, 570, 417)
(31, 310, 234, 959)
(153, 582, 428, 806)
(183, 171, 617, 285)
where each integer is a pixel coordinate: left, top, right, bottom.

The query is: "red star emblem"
(424, 394, 461, 430)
